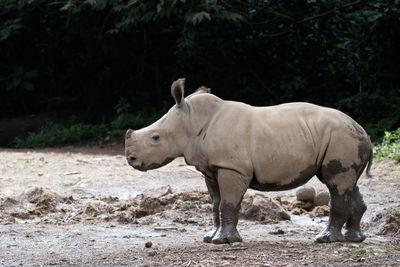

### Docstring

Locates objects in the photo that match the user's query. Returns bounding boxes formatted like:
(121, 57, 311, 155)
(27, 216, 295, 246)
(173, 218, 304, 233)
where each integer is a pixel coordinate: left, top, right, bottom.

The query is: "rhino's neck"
(183, 94, 223, 168)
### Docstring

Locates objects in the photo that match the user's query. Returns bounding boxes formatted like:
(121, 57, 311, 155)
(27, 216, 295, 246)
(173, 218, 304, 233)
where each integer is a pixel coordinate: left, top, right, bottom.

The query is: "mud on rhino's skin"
(124, 78, 373, 244)
(250, 165, 316, 191)
(321, 160, 349, 179)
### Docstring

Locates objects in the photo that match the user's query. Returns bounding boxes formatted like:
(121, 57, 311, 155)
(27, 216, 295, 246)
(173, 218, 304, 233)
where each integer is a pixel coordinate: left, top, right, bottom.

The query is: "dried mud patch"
(1, 150, 400, 266)
(0, 186, 294, 226)
(0, 186, 210, 224)
(368, 205, 400, 238)
(241, 192, 290, 222)
(0, 187, 73, 222)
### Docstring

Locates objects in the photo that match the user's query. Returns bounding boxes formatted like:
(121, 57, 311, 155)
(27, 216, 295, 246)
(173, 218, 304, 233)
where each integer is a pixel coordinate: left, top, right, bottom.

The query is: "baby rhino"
(125, 78, 372, 244)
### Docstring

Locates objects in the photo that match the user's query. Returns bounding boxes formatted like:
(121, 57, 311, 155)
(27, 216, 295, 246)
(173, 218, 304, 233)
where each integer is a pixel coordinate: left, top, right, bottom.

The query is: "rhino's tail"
(365, 149, 373, 178)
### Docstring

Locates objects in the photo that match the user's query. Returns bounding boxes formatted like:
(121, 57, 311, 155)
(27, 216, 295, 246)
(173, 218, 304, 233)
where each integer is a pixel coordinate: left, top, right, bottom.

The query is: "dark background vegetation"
(1, 0, 399, 146)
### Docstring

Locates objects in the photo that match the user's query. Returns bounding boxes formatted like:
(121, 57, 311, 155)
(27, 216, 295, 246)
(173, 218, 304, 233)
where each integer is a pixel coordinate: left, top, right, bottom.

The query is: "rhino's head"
(125, 78, 195, 172)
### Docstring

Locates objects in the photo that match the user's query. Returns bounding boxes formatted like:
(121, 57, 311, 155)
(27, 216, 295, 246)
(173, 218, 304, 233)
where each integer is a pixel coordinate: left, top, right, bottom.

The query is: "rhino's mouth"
(130, 157, 175, 172)
(131, 163, 148, 172)
(130, 162, 161, 172)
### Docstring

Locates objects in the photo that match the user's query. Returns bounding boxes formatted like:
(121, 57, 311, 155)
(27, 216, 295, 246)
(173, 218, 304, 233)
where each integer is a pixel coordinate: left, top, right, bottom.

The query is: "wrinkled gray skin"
(125, 78, 373, 244)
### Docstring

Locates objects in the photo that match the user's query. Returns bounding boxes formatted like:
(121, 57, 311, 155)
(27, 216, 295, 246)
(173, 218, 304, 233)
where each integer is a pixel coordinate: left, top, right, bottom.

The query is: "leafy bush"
(1, 0, 399, 141)
(14, 123, 108, 148)
(111, 111, 164, 130)
(111, 97, 166, 130)
(12, 97, 166, 148)
(374, 128, 400, 163)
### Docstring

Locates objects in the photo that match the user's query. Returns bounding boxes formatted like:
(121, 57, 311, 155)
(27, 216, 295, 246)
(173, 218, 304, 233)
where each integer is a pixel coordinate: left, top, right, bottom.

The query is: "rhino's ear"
(125, 129, 133, 139)
(171, 78, 185, 107)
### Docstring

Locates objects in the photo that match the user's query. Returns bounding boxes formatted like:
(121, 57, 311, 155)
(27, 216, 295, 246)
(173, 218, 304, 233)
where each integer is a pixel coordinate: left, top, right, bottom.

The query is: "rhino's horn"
(196, 86, 211, 94)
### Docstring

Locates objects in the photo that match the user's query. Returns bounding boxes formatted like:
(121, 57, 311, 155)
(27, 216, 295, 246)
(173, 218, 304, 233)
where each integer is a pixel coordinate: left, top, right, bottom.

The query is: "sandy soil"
(0, 145, 399, 266)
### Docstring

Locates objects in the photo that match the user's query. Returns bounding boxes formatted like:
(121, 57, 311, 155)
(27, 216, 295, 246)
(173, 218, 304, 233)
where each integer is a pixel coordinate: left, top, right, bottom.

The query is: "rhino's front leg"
(211, 169, 249, 244)
(203, 176, 221, 243)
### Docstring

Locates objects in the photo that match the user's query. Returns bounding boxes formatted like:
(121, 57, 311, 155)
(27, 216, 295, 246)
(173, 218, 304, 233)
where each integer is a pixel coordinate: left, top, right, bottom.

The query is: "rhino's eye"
(152, 134, 160, 141)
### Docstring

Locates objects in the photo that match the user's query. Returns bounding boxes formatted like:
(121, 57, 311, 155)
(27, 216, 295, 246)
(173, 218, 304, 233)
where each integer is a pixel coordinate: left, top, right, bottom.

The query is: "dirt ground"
(0, 145, 399, 266)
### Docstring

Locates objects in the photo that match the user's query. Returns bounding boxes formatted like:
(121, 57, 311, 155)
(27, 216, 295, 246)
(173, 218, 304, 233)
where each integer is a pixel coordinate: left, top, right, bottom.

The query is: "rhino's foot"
(344, 229, 366, 242)
(211, 229, 242, 244)
(203, 227, 219, 243)
(315, 229, 346, 243)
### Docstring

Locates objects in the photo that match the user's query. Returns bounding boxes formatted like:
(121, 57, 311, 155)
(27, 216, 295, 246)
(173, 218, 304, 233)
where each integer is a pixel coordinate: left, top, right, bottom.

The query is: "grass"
(13, 109, 164, 148)
(350, 247, 385, 255)
(374, 128, 400, 163)
(110, 110, 165, 130)
(14, 123, 108, 148)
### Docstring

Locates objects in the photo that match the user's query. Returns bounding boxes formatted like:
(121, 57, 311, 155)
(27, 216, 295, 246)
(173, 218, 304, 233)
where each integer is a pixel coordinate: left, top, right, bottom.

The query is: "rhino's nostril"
(129, 156, 137, 162)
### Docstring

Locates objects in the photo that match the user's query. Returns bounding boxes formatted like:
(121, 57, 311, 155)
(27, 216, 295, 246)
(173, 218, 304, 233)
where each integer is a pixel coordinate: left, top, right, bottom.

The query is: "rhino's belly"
(250, 165, 316, 191)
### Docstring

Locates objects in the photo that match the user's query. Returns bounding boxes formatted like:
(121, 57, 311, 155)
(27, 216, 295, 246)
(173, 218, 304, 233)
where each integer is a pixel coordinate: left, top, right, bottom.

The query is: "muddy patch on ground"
(0, 149, 399, 266)
(368, 205, 400, 237)
(0, 186, 294, 226)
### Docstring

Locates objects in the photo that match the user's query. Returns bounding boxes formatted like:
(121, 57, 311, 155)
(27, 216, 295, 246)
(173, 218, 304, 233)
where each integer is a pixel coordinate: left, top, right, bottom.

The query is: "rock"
(241, 193, 290, 222)
(311, 205, 330, 216)
(288, 200, 313, 211)
(148, 251, 157, 257)
(296, 186, 316, 202)
(314, 191, 330, 206)
(145, 241, 153, 248)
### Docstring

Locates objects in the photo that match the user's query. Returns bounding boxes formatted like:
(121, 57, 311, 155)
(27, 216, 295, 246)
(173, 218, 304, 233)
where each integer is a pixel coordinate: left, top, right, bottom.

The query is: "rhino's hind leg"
(203, 176, 221, 243)
(315, 187, 349, 243)
(343, 186, 367, 242)
(316, 156, 368, 243)
(211, 169, 248, 244)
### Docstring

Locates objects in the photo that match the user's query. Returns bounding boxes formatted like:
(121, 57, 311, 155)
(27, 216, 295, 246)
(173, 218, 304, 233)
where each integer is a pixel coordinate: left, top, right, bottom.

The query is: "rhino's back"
(251, 102, 368, 186)
(204, 101, 368, 187)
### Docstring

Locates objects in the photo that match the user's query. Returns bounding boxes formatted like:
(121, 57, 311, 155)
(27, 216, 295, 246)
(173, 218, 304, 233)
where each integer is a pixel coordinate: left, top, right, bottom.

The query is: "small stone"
(296, 186, 316, 202)
(314, 191, 330, 206)
(148, 251, 156, 257)
(145, 241, 152, 248)
(269, 229, 285, 235)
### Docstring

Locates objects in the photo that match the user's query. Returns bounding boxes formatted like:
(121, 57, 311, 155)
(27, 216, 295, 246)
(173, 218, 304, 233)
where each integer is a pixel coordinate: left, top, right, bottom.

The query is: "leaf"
(188, 11, 211, 25)
(85, 0, 109, 10)
(60, 2, 74, 11)
(218, 11, 245, 22)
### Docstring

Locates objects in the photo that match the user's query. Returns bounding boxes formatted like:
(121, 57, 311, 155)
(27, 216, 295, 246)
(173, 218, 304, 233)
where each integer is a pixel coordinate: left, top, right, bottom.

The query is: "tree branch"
(247, 0, 362, 37)
(297, 0, 361, 24)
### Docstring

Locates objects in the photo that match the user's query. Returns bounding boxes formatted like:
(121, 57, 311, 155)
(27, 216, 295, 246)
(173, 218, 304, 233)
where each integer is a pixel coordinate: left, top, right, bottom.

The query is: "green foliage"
(111, 97, 165, 130)
(0, 0, 399, 143)
(0, 65, 37, 92)
(14, 123, 108, 148)
(374, 128, 400, 163)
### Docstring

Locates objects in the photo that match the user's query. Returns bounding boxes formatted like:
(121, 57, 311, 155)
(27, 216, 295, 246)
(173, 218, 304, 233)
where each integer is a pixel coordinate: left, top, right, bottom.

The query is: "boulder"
(314, 191, 330, 206)
(296, 186, 316, 202)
